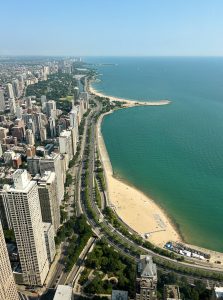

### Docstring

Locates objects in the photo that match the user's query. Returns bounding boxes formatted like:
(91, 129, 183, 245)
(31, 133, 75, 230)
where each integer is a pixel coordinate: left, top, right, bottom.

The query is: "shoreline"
(96, 110, 182, 247)
(90, 78, 223, 266)
(89, 81, 171, 106)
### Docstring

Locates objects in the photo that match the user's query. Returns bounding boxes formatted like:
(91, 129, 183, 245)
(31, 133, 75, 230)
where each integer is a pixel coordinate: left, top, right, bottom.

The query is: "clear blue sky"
(1, 0, 223, 56)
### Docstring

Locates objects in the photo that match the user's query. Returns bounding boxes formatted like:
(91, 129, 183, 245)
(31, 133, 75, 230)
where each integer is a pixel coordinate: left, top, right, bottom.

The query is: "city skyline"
(1, 0, 223, 56)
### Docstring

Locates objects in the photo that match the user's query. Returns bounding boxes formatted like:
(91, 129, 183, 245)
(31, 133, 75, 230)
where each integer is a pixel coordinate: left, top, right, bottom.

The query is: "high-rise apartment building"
(34, 171, 60, 232)
(1, 170, 49, 286)
(39, 154, 64, 204)
(26, 129, 35, 145)
(59, 130, 73, 161)
(43, 222, 56, 263)
(41, 95, 47, 112)
(0, 89, 5, 112)
(46, 100, 56, 118)
(6, 83, 14, 99)
(12, 79, 20, 98)
(0, 221, 19, 300)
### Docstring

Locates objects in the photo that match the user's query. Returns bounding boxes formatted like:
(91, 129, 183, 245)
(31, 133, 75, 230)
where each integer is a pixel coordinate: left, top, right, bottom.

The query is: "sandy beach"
(96, 111, 181, 247)
(89, 82, 171, 106)
(92, 81, 223, 266)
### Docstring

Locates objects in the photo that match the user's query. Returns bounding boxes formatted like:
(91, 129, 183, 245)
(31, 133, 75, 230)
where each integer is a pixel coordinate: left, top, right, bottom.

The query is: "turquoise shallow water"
(88, 57, 223, 252)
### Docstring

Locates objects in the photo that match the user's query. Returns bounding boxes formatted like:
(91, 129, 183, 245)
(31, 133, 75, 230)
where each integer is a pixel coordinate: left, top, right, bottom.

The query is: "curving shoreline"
(96, 110, 182, 248)
(89, 83, 171, 106)
(90, 80, 223, 266)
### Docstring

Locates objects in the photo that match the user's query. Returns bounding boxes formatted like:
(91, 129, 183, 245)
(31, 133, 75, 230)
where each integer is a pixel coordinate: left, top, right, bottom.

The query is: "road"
(78, 97, 223, 287)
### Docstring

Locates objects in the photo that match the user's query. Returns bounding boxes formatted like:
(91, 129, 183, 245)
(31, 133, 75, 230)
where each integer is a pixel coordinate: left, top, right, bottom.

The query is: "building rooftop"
(53, 285, 73, 300)
(138, 255, 157, 278)
(214, 287, 223, 299)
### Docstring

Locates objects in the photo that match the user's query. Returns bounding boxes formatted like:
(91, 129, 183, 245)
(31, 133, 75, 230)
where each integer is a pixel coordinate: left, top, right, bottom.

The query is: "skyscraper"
(48, 117, 56, 138)
(0, 221, 19, 300)
(0, 89, 5, 112)
(59, 130, 73, 161)
(41, 95, 47, 112)
(6, 83, 14, 99)
(26, 129, 35, 145)
(39, 154, 65, 204)
(12, 79, 20, 98)
(34, 171, 60, 233)
(1, 170, 49, 286)
(9, 97, 16, 115)
(46, 100, 56, 118)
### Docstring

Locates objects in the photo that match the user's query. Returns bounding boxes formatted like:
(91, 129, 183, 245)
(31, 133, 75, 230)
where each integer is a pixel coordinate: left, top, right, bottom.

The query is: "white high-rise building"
(59, 130, 73, 161)
(6, 83, 14, 99)
(9, 98, 16, 115)
(15, 105, 23, 119)
(1, 170, 49, 286)
(0, 89, 5, 112)
(26, 129, 35, 145)
(41, 95, 47, 112)
(0, 221, 19, 300)
(39, 154, 65, 204)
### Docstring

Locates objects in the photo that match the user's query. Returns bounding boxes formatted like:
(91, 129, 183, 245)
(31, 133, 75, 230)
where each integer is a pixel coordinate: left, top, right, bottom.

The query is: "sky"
(1, 0, 223, 56)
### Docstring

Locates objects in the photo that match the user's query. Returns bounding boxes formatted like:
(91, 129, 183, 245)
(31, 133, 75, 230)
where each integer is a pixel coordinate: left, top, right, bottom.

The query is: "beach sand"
(91, 81, 223, 266)
(96, 112, 181, 247)
(89, 83, 171, 106)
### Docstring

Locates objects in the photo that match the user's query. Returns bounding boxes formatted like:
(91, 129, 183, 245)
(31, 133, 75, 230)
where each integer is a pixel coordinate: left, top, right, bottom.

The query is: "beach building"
(0, 221, 19, 300)
(136, 255, 157, 300)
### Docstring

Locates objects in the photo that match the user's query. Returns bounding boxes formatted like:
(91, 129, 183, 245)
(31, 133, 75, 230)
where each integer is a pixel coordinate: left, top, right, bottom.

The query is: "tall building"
(1, 170, 49, 286)
(43, 223, 56, 263)
(40, 127, 47, 142)
(9, 97, 16, 114)
(69, 109, 79, 142)
(34, 171, 60, 232)
(26, 129, 35, 145)
(26, 97, 33, 110)
(41, 95, 47, 112)
(39, 154, 65, 204)
(59, 130, 73, 161)
(73, 86, 79, 105)
(48, 117, 56, 138)
(46, 100, 56, 118)
(12, 79, 20, 98)
(0, 221, 19, 300)
(0, 89, 5, 112)
(15, 105, 23, 119)
(6, 83, 14, 99)
(136, 255, 157, 300)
